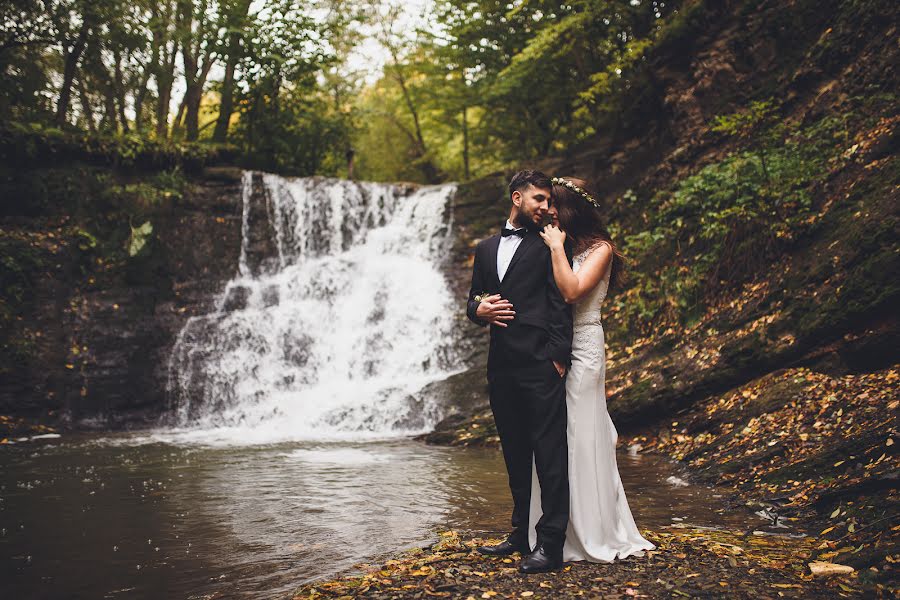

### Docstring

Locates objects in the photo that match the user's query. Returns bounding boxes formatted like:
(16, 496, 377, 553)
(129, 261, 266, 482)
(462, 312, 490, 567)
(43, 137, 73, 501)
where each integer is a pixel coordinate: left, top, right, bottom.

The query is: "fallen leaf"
(809, 561, 855, 576)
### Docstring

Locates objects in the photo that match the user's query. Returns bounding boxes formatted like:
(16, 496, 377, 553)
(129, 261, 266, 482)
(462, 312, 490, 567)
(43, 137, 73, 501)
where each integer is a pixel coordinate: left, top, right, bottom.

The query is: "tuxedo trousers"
(488, 360, 570, 551)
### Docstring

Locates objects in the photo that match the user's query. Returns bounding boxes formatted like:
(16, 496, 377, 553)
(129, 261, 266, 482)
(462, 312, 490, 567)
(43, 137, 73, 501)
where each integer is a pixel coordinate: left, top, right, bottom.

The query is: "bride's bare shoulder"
(578, 240, 613, 260)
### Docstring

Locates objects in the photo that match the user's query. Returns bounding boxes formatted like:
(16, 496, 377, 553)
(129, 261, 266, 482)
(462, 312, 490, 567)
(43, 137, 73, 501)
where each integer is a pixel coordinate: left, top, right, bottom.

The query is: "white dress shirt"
(497, 220, 525, 281)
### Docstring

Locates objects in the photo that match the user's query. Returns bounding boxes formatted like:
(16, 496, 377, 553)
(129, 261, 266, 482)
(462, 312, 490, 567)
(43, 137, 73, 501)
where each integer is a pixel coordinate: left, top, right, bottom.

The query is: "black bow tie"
(501, 227, 526, 238)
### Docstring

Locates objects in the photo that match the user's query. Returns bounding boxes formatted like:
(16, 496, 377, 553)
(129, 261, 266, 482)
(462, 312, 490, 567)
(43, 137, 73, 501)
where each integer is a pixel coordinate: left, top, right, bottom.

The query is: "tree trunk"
(55, 20, 90, 126)
(212, 54, 237, 142)
(155, 1, 179, 139)
(184, 90, 201, 141)
(113, 48, 129, 132)
(177, 0, 218, 142)
(184, 55, 214, 141)
(135, 2, 164, 133)
(462, 105, 470, 180)
(100, 67, 119, 132)
(213, 0, 253, 144)
(155, 38, 178, 139)
(133, 67, 152, 131)
(391, 65, 439, 183)
(155, 66, 174, 139)
(76, 75, 96, 133)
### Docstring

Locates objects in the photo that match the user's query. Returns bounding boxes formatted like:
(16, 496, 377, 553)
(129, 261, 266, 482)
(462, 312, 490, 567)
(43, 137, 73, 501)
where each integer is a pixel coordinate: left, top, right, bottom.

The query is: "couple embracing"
(466, 170, 654, 574)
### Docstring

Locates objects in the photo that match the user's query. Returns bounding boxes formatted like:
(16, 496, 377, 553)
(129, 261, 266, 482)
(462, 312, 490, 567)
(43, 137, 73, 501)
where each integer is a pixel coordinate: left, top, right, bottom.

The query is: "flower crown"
(551, 177, 600, 209)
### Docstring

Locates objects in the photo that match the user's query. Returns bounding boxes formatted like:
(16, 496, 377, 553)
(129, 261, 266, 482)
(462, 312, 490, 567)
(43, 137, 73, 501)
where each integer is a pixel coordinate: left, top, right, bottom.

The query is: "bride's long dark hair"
(552, 177, 626, 293)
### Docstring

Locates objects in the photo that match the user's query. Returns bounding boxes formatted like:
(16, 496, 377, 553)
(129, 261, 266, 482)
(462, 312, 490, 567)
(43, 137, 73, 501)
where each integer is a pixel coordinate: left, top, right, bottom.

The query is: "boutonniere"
(473, 291, 492, 303)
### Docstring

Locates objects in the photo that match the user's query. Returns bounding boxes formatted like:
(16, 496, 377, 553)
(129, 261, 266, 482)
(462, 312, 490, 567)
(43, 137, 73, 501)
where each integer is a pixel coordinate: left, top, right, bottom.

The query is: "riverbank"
(291, 527, 840, 599)
(293, 363, 897, 599)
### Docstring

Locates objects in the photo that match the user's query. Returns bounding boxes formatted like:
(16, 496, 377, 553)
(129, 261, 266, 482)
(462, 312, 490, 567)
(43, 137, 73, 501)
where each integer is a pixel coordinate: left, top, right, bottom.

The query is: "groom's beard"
(514, 210, 542, 231)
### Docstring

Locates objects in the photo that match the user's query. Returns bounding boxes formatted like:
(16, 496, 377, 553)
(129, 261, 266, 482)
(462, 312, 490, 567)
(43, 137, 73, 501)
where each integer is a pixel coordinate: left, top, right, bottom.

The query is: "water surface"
(1, 432, 762, 600)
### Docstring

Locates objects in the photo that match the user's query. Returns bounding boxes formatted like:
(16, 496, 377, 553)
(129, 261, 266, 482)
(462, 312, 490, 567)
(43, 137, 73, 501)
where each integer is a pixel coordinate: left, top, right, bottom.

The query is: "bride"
(528, 176, 655, 562)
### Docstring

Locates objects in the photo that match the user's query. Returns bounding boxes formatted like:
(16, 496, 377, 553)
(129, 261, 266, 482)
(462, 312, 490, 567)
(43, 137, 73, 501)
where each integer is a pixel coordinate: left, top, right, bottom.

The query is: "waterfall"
(163, 172, 460, 444)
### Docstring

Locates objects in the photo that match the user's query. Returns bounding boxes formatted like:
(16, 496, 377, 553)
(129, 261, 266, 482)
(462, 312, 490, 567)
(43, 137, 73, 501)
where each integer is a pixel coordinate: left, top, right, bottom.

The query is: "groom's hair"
(509, 170, 553, 202)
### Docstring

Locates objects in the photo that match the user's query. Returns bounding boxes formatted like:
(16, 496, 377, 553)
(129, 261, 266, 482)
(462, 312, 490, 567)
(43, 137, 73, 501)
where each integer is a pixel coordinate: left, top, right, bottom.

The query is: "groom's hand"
(552, 360, 566, 377)
(475, 294, 516, 327)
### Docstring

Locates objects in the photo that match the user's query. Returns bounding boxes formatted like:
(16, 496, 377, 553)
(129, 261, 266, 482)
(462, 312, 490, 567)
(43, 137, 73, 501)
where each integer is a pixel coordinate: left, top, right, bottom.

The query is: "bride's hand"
(540, 224, 566, 251)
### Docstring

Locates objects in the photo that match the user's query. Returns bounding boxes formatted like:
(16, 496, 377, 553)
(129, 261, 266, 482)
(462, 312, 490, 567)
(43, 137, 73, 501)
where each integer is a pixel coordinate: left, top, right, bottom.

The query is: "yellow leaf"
(520, 593, 534, 598)
(820, 526, 835, 535)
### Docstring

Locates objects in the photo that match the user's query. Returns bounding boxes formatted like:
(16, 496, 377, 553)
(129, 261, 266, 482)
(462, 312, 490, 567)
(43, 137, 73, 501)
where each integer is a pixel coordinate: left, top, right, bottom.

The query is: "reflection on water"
(2, 433, 758, 600)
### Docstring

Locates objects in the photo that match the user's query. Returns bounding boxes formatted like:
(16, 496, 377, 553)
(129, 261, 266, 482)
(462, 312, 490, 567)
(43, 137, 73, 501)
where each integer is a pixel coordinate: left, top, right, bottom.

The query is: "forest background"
(3, 0, 688, 182)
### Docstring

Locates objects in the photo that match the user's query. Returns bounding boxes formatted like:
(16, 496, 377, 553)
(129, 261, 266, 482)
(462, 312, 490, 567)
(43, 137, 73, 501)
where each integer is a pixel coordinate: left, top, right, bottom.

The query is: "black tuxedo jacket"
(466, 228, 573, 372)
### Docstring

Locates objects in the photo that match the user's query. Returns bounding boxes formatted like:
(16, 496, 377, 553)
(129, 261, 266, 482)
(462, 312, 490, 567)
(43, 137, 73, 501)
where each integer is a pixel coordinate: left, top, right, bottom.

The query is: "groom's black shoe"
(476, 538, 530, 557)
(518, 544, 563, 574)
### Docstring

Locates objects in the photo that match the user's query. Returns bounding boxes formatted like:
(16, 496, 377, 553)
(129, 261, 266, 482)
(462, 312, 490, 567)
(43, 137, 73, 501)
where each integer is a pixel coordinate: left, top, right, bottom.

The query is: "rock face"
(0, 166, 244, 430)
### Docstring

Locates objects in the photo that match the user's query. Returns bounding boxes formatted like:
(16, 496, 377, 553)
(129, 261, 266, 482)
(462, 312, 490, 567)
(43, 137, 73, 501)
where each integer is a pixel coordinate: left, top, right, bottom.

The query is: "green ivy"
(615, 108, 851, 335)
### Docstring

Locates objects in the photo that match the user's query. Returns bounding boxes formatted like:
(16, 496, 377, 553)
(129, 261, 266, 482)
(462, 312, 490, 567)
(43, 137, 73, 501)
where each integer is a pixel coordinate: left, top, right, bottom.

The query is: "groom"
(466, 170, 573, 573)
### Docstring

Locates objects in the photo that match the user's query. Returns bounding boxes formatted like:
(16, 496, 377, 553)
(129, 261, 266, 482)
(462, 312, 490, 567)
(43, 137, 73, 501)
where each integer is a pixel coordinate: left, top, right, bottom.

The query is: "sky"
(343, 0, 435, 83)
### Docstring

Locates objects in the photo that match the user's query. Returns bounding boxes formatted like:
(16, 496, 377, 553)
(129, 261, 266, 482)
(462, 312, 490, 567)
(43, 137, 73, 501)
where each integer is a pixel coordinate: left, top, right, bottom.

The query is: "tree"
(53, 0, 94, 125)
(374, 4, 442, 183)
(151, 0, 179, 139)
(173, 0, 221, 141)
(211, 0, 252, 142)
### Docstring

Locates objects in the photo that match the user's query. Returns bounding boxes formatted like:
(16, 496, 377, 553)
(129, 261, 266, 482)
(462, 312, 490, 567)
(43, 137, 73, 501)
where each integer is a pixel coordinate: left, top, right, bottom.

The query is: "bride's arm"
(541, 226, 612, 304)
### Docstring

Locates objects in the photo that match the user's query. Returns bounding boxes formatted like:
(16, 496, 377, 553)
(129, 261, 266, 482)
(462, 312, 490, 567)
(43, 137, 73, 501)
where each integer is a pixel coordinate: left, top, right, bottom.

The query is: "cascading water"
(162, 172, 461, 445)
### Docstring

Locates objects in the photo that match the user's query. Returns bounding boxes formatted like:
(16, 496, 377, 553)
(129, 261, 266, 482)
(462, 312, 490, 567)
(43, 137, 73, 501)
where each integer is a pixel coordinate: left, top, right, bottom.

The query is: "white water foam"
(139, 173, 460, 447)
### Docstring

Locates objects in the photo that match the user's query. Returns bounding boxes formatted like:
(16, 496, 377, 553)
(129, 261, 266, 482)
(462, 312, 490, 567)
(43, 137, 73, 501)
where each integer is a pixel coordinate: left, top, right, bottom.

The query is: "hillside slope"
(422, 0, 897, 591)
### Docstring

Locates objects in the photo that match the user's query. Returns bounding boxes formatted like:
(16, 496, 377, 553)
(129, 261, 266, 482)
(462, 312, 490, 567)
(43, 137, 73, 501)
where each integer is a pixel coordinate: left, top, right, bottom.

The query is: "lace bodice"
(572, 243, 611, 327)
(571, 243, 612, 364)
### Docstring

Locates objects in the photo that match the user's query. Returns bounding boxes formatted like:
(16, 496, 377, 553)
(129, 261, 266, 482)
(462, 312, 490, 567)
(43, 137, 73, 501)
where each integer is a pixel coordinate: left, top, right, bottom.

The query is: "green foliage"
(1, 0, 352, 175)
(711, 100, 781, 140)
(114, 167, 186, 209)
(0, 122, 231, 171)
(351, 0, 684, 181)
(614, 109, 851, 335)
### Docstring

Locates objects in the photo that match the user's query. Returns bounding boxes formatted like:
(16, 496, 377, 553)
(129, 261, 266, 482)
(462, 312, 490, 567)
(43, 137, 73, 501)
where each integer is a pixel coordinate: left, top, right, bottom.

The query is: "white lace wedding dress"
(528, 242, 655, 562)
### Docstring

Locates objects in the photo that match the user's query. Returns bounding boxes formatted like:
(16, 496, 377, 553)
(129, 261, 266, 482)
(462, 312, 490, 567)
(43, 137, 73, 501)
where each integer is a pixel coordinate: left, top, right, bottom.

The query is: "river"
(1, 433, 760, 599)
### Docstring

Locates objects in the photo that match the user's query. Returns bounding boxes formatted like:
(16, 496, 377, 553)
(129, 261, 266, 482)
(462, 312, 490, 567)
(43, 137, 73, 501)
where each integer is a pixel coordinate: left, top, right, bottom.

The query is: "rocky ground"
(291, 528, 851, 600)
(294, 363, 896, 599)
